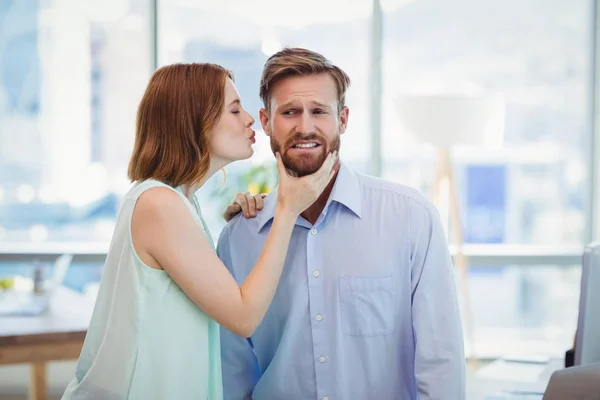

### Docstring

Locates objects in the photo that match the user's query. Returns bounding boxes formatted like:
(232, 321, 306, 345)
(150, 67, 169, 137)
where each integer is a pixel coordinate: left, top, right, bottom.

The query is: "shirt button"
(313, 270, 320, 278)
(315, 314, 323, 321)
(310, 228, 318, 235)
(318, 356, 326, 363)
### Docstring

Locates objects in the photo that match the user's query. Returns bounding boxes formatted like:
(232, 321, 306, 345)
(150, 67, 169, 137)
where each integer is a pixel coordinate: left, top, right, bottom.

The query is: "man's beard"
(270, 131, 340, 177)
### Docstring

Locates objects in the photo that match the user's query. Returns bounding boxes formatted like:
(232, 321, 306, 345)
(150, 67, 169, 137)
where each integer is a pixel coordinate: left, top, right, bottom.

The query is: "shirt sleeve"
(216, 226, 261, 400)
(409, 200, 466, 399)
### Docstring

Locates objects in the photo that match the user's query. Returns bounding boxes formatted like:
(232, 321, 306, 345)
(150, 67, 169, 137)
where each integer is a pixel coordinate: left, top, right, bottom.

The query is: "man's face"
(259, 73, 349, 177)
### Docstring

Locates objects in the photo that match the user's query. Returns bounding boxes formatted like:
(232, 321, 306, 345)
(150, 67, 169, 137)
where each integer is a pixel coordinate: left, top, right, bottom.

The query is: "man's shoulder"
(355, 172, 434, 211)
(219, 195, 274, 241)
(220, 213, 255, 239)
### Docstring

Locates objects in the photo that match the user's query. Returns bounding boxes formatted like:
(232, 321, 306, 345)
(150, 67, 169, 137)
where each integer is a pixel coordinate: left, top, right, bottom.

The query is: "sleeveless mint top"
(62, 180, 223, 400)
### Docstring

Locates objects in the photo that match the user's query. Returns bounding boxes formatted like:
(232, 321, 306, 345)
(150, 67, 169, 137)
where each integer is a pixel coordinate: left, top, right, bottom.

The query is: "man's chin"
(288, 164, 322, 177)
(283, 158, 323, 177)
(291, 167, 319, 177)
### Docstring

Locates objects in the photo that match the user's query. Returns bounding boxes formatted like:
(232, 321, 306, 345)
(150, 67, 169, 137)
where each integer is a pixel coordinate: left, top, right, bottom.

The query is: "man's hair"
(259, 47, 351, 112)
(128, 63, 233, 187)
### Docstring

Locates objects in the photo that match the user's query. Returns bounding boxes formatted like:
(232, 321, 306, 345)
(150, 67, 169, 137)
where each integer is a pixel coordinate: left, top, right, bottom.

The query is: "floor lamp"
(395, 93, 505, 366)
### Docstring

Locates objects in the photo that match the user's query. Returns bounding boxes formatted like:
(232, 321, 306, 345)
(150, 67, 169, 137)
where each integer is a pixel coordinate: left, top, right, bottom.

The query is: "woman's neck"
(180, 158, 228, 201)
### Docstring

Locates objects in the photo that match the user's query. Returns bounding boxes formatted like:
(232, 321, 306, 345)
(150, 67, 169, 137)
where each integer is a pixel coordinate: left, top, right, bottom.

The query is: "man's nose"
(297, 111, 315, 134)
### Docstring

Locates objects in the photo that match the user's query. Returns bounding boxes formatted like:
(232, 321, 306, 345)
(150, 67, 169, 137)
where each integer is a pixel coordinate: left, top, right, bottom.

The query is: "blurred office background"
(0, 0, 598, 397)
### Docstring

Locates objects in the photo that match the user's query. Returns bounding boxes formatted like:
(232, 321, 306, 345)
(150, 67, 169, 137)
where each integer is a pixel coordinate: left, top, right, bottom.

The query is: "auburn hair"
(259, 47, 351, 112)
(128, 63, 233, 187)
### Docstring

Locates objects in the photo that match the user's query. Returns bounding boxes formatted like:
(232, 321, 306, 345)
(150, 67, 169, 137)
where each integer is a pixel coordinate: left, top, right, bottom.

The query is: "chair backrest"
(542, 363, 600, 400)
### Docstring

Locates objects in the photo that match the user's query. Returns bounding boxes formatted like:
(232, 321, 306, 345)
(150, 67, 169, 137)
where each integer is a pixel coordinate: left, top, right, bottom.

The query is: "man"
(217, 47, 465, 400)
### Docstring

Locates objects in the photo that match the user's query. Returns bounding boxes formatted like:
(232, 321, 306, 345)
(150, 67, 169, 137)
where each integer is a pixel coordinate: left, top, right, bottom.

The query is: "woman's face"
(209, 79, 256, 166)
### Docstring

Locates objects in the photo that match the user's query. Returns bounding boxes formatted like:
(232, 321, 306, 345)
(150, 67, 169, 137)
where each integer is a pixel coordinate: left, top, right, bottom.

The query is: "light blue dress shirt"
(217, 163, 465, 400)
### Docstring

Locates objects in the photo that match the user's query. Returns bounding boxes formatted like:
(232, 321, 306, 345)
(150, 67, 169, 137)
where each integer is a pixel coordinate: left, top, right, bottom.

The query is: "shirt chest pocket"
(339, 275, 396, 336)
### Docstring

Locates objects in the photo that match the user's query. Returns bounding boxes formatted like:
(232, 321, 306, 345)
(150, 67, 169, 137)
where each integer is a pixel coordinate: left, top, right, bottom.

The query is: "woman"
(62, 63, 336, 399)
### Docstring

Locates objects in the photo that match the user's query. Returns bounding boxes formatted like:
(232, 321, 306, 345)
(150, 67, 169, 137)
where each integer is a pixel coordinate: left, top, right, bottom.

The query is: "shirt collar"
(255, 161, 362, 233)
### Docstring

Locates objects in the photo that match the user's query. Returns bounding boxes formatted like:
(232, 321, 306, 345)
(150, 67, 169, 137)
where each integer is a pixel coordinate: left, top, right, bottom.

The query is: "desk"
(470, 358, 564, 399)
(0, 288, 92, 400)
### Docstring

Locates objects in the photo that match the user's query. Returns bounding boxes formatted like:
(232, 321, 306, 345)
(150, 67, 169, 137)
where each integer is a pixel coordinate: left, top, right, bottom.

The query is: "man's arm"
(217, 225, 261, 400)
(409, 200, 466, 399)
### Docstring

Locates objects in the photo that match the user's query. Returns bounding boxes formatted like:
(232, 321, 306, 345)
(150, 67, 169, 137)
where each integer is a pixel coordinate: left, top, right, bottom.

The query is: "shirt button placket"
(307, 224, 328, 399)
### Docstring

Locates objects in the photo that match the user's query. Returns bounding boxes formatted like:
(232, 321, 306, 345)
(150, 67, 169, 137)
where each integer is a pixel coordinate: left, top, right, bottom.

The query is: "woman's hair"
(128, 63, 233, 187)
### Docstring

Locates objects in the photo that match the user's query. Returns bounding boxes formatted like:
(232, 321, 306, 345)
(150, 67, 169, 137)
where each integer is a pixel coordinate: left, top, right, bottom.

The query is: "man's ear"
(339, 106, 349, 135)
(259, 108, 271, 136)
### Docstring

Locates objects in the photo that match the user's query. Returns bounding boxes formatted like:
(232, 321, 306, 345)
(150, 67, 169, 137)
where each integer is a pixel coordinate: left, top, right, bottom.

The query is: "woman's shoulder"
(126, 179, 189, 207)
(126, 179, 170, 198)
(127, 180, 200, 230)
(134, 184, 187, 216)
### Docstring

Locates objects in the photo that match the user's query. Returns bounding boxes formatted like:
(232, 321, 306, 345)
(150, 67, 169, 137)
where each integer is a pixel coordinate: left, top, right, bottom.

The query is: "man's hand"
(223, 192, 268, 222)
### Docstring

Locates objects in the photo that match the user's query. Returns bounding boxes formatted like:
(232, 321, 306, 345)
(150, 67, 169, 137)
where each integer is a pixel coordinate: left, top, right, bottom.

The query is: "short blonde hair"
(128, 63, 233, 187)
(259, 47, 351, 112)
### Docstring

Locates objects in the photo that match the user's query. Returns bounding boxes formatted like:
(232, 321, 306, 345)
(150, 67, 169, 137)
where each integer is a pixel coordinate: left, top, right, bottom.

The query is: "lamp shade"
(394, 94, 505, 148)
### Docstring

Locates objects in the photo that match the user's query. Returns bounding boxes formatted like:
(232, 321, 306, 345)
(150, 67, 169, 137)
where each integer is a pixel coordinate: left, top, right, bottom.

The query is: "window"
(381, 0, 593, 356)
(382, 0, 593, 246)
(469, 264, 581, 357)
(0, 0, 152, 244)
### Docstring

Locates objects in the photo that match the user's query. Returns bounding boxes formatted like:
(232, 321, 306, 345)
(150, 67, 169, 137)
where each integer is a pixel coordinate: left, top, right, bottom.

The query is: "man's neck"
(300, 161, 341, 225)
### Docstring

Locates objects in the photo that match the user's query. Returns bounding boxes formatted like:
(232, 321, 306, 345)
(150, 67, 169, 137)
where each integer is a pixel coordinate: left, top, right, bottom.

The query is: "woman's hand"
(223, 192, 267, 222)
(275, 151, 337, 216)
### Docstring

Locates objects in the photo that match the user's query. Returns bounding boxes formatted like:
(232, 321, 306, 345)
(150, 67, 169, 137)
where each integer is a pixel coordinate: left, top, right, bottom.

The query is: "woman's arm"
(132, 152, 336, 337)
(133, 187, 295, 338)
